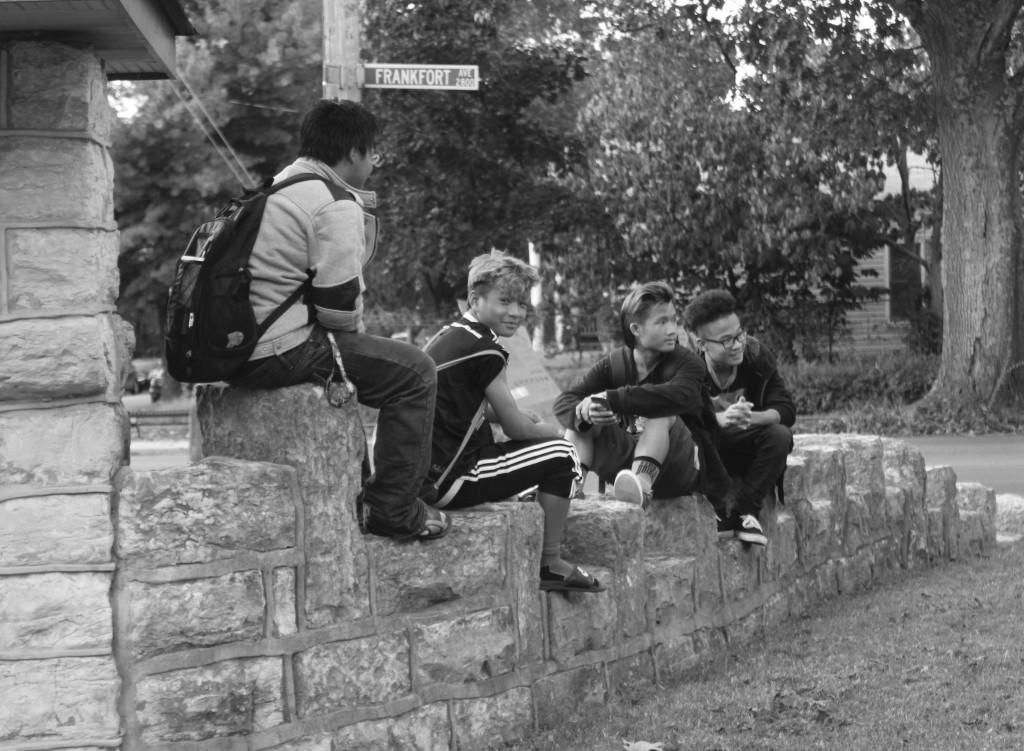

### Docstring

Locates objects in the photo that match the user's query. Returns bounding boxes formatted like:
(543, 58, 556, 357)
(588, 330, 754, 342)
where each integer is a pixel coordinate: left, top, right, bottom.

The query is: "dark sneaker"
(716, 513, 740, 539)
(613, 469, 652, 510)
(736, 514, 767, 547)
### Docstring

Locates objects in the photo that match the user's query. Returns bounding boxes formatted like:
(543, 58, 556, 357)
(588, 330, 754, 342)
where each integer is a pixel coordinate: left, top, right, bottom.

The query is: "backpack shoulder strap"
(429, 344, 507, 491)
(609, 345, 632, 388)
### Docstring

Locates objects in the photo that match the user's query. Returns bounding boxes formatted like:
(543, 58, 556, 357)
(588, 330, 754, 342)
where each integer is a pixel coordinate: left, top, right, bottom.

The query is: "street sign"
(362, 63, 479, 91)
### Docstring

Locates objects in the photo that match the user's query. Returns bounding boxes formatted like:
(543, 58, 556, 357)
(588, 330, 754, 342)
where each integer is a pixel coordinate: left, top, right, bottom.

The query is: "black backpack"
(164, 174, 333, 383)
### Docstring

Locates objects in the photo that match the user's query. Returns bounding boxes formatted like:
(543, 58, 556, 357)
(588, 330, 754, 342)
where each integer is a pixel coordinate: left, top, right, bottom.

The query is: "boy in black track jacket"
(423, 251, 605, 594)
(682, 289, 796, 547)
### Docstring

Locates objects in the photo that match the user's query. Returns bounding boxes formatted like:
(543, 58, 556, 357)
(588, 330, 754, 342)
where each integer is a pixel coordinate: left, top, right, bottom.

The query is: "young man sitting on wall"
(682, 289, 796, 547)
(553, 282, 722, 510)
(422, 251, 605, 593)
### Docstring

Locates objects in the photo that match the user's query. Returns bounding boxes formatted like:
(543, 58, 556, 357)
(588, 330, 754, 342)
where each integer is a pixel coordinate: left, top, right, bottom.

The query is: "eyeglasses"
(701, 329, 746, 349)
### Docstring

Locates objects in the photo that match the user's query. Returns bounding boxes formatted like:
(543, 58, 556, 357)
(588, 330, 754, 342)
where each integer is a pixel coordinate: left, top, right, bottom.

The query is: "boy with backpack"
(423, 251, 604, 593)
(554, 282, 721, 512)
(225, 99, 449, 542)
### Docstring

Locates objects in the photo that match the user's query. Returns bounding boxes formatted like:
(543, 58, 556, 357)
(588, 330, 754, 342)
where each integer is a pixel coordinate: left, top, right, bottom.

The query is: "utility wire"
(170, 77, 258, 190)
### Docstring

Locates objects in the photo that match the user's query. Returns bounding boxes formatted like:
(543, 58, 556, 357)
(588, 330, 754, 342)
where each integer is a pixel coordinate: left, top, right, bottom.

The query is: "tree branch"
(885, 0, 925, 27)
(978, 0, 1024, 61)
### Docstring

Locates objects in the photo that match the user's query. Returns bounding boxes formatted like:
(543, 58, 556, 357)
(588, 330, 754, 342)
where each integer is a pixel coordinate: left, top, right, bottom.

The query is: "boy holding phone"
(554, 282, 717, 510)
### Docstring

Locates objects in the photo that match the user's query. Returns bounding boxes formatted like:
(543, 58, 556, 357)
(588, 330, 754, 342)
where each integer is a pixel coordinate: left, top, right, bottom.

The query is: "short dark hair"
(298, 99, 378, 165)
(619, 282, 676, 347)
(682, 289, 737, 331)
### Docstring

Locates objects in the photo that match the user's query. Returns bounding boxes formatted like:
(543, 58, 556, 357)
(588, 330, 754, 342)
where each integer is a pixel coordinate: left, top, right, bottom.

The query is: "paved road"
(903, 434, 1024, 496)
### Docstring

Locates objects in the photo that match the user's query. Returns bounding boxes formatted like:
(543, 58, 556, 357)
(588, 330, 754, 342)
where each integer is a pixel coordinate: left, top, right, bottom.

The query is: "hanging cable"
(169, 79, 258, 190)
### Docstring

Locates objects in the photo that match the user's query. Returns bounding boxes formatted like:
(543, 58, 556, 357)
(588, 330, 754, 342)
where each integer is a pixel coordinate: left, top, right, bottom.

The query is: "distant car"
(129, 357, 162, 395)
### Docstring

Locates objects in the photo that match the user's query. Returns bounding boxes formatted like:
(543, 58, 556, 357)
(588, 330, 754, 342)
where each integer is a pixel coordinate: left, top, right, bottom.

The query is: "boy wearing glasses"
(682, 290, 795, 547)
(554, 282, 719, 511)
(230, 99, 450, 542)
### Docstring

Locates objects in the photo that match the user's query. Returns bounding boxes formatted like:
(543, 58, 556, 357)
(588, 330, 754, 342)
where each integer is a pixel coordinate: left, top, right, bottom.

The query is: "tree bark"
(904, 0, 1024, 406)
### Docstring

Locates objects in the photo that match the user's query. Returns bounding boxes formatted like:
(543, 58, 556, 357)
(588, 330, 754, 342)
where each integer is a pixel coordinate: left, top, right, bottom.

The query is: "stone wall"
(0, 41, 131, 749)
(105, 385, 997, 751)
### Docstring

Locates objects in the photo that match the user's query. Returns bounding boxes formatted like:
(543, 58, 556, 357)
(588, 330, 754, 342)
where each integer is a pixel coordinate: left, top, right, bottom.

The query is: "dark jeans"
(717, 423, 793, 515)
(232, 326, 436, 536)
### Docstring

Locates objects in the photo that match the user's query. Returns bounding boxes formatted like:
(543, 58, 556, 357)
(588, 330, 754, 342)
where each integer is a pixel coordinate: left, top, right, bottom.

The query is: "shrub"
(780, 354, 939, 414)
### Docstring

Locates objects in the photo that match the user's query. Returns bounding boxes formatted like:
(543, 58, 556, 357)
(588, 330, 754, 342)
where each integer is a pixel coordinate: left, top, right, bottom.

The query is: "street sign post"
(362, 63, 479, 91)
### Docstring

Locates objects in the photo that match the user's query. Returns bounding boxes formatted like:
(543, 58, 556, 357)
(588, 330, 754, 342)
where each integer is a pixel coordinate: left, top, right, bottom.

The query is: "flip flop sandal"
(363, 506, 451, 542)
(539, 565, 606, 593)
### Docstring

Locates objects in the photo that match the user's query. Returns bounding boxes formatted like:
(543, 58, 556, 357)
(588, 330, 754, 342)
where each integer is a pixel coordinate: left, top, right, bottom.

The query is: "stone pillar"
(0, 41, 130, 748)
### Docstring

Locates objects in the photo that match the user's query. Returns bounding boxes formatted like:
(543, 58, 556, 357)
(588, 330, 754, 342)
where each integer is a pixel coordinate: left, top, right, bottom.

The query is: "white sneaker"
(737, 514, 767, 546)
(613, 469, 651, 510)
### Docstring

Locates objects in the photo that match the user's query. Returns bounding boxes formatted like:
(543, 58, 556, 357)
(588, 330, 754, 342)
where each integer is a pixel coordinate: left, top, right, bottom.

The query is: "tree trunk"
(908, 1, 1024, 406)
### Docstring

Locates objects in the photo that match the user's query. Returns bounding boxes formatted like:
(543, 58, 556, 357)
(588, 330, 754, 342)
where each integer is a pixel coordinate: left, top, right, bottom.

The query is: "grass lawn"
(508, 541, 1024, 751)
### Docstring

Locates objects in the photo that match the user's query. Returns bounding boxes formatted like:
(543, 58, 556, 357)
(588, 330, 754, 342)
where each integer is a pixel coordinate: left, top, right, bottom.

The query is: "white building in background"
(844, 151, 938, 355)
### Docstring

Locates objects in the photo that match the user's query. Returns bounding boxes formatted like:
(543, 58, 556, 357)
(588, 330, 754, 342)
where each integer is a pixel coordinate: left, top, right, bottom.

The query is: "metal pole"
(323, 0, 362, 101)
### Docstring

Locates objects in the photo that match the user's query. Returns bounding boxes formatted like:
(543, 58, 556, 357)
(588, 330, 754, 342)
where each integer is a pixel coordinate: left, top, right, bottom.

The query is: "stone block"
(299, 485, 371, 627)
(954, 479, 995, 520)
(135, 657, 284, 744)
(412, 607, 517, 685)
(267, 733, 334, 751)
(791, 499, 835, 566)
(308, 704, 449, 751)
(811, 560, 839, 599)
(615, 545, 649, 640)
(272, 567, 297, 637)
(691, 627, 728, 657)
(644, 493, 717, 556)
(0, 573, 111, 652)
(387, 704, 451, 750)
(997, 493, 1024, 539)
(7, 227, 119, 311)
(546, 564, 616, 660)
(562, 498, 643, 568)
(0, 657, 119, 743)
(645, 554, 695, 634)
(769, 509, 799, 577)
(719, 541, 760, 602)
(763, 591, 791, 628)
(293, 632, 410, 716)
(125, 571, 265, 661)
(8, 41, 112, 137)
(872, 537, 902, 578)
(194, 384, 364, 489)
(959, 510, 992, 556)
(0, 136, 113, 223)
(0, 315, 122, 401)
(116, 457, 298, 567)
(508, 501, 545, 663)
(693, 540, 723, 616)
(843, 489, 872, 552)
(789, 438, 847, 504)
(608, 651, 656, 693)
(884, 485, 906, 541)
(372, 505, 520, 616)
(0, 492, 112, 566)
(0, 403, 124, 486)
(726, 609, 763, 645)
(835, 549, 874, 594)
(652, 635, 697, 682)
(534, 663, 606, 728)
(881, 438, 926, 509)
(451, 687, 533, 750)
(925, 466, 959, 563)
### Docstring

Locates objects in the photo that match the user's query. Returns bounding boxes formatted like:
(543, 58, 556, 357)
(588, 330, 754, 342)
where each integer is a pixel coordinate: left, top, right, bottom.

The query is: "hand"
(584, 392, 618, 426)
(721, 397, 752, 429)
